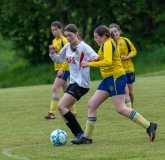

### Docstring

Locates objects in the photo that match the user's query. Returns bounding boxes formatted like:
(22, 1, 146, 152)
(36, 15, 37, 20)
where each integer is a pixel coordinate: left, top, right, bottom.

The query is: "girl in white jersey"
(49, 24, 98, 139)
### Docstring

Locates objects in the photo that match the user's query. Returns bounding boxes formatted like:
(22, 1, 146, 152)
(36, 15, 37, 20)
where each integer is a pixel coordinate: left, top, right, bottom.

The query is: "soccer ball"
(50, 129, 68, 146)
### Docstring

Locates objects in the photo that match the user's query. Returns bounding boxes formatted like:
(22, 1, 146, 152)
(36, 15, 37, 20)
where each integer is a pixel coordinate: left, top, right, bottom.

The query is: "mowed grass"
(0, 76, 165, 160)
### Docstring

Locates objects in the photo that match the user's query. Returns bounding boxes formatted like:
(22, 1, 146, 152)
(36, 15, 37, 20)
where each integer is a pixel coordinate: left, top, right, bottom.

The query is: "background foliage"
(1, 0, 165, 64)
(0, 0, 165, 88)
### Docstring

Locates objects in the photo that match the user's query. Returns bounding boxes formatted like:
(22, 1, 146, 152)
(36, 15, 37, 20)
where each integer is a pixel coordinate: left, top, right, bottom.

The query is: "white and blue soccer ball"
(50, 129, 68, 146)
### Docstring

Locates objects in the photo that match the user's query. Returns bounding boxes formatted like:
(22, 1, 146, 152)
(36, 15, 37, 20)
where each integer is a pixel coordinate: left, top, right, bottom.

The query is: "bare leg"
(127, 83, 134, 106)
(125, 84, 132, 108)
(112, 95, 132, 117)
(57, 93, 77, 123)
(52, 77, 66, 98)
(88, 90, 110, 116)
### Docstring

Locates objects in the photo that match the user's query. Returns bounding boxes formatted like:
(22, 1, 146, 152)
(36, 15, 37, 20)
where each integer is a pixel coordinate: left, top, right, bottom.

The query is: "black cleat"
(146, 122, 158, 141)
(71, 137, 92, 144)
(74, 131, 84, 140)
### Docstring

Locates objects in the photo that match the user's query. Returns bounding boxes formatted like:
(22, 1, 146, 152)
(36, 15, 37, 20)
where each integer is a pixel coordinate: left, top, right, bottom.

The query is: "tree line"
(0, 0, 165, 65)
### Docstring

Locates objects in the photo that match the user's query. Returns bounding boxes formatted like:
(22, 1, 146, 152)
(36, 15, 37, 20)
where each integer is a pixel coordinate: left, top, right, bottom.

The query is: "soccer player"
(71, 25, 157, 144)
(45, 21, 77, 119)
(109, 23, 137, 108)
(49, 24, 98, 139)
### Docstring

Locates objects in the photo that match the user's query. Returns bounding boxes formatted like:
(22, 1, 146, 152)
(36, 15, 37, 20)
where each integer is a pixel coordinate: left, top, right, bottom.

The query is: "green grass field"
(0, 75, 165, 160)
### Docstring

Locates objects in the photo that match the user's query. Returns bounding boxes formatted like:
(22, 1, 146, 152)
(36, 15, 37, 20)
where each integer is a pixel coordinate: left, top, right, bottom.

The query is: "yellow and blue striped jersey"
(89, 38, 125, 79)
(52, 36, 69, 71)
(118, 37, 137, 72)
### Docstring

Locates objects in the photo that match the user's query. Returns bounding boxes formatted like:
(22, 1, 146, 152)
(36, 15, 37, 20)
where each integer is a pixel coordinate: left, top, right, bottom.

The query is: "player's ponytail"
(109, 23, 123, 47)
(110, 32, 118, 47)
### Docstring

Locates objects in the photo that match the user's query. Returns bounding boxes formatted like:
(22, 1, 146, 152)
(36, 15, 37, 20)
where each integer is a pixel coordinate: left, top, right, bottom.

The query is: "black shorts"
(65, 83, 89, 101)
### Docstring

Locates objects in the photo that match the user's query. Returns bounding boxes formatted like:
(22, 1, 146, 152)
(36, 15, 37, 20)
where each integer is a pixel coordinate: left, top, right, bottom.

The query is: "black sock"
(64, 111, 83, 135)
(66, 123, 77, 137)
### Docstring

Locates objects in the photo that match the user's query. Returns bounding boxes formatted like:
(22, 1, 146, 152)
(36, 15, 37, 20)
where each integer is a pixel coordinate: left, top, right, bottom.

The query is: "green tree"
(0, 0, 165, 65)
(0, 0, 69, 64)
(109, 0, 165, 49)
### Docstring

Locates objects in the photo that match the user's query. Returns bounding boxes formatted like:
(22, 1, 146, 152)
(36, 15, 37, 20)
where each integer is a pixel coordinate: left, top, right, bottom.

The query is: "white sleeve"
(49, 45, 67, 64)
(84, 43, 98, 60)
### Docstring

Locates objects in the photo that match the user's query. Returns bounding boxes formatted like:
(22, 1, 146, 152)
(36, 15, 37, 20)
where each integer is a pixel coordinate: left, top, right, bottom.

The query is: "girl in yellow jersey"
(45, 21, 77, 119)
(109, 23, 137, 108)
(71, 25, 157, 144)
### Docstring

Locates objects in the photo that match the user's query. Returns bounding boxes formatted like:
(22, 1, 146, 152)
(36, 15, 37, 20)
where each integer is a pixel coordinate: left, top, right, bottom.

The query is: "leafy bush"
(1, 0, 165, 65)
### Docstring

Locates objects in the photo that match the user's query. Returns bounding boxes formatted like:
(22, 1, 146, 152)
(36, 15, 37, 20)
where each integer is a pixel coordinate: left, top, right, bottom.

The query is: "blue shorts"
(55, 70, 70, 81)
(126, 72, 135, 84)
(97, 75, 127, 97)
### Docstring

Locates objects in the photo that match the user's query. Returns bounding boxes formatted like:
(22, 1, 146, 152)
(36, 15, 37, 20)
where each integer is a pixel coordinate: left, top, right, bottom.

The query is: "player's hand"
(49, 45, 56, 54)
(121, 56, 128, 61)
(87, 57, 99, 62)
(81, 61, 89, 68)
(57, 70, 64, 77)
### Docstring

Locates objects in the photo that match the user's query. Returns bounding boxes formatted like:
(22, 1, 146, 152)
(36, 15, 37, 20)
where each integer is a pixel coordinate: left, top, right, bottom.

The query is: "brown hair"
(64, 24, 81, 40)
(51, 21, 63, 29)
(109, 23, 122, 34)
(64, 24, 82, 51)
(94, 25, 110, 37)
(94, 25, 118, 45)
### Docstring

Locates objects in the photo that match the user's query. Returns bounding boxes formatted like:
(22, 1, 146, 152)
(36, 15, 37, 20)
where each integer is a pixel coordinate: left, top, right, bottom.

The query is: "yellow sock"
(50, 97, 59, 115)
(130, 110, 150, 129)
(125, 99, 132, 108)
(85, 118, 96, 139)
(70, 104, 77, 115)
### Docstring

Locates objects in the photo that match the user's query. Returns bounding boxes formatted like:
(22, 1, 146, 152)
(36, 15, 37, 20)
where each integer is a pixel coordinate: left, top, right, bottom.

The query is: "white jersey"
(49, 41, 98, 88)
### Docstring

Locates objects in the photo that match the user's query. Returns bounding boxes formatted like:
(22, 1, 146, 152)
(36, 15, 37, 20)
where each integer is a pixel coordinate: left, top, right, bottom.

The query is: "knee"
(115, 106, 125, 115)
(87, 100, 96, 111)
(57, 103, 63, 111)
(52, 86, 58, 93)
(88, 100, 92, 108)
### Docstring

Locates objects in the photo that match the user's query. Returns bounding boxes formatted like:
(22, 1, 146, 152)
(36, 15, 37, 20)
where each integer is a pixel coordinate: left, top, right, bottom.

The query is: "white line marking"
(2, 146, 29, 160)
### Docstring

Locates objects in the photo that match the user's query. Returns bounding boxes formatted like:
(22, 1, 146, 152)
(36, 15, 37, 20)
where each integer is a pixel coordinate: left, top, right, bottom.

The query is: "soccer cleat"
(146, 122, 158, 141)
(75, 131, 84, 140)
(71, 137, 92, 144)
(44, 112, 56, 119)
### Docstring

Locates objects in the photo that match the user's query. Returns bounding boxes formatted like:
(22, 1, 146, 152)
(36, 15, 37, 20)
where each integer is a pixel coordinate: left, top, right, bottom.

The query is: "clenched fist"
(49, 45, 57, 54)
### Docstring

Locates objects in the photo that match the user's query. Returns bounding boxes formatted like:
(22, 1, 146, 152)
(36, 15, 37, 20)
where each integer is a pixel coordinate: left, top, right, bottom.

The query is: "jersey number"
(66, 56, 76, 64)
